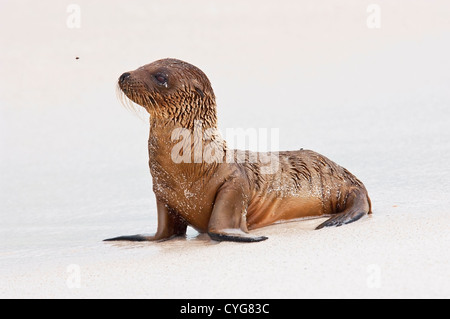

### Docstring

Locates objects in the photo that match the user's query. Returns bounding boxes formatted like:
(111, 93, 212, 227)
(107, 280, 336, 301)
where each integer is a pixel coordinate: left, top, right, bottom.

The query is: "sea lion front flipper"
(104, 199, 187, 242)
(208, 230, 268, 243)
(207, 182, 268, 243)
(103, 234, 154, 242)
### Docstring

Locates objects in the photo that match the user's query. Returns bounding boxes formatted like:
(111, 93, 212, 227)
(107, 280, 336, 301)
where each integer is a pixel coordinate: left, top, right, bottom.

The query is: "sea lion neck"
(148, 113, 227, 165)
(150, 97, 218, 131)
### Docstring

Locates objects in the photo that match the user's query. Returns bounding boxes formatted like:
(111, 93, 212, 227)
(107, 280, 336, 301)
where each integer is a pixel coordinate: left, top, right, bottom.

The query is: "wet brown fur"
(105, 58, 372, 243)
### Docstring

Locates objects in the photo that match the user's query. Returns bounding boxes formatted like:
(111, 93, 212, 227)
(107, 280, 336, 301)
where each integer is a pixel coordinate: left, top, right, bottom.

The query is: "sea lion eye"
(154, 73, 168, 86)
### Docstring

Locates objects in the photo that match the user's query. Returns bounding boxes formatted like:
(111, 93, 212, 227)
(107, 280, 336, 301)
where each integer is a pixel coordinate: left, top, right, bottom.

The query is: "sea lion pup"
(104, 58, 372, 243)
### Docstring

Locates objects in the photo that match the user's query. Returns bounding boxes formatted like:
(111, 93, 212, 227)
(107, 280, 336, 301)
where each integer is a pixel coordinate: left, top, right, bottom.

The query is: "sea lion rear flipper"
(207, 181, 268, 243)
(316, 189, 370, 229)
(315, 210, 366, 229)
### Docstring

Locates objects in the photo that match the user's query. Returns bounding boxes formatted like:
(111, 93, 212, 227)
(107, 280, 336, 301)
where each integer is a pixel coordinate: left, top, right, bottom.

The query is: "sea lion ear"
(195, 87, 205, 98)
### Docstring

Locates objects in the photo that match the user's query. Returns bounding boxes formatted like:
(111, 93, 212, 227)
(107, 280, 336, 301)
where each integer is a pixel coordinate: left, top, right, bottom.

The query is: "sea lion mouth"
(117, 73, 159, 114)
(116, 82, 157, 114)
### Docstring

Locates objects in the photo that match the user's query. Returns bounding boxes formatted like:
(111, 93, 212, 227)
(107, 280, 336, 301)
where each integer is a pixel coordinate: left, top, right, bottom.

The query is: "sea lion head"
(118, 58, 216, 125)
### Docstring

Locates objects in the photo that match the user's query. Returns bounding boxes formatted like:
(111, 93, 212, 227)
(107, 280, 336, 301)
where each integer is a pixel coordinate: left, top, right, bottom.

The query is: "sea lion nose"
(119, 72, 131, 83)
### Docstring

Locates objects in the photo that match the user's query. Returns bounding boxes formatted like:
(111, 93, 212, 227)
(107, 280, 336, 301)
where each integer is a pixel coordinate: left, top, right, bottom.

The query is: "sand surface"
(1, 0, 449, 298)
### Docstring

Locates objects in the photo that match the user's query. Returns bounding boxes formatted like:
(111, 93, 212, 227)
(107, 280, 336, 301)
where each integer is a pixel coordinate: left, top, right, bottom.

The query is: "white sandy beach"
(1, 0, 449, 298)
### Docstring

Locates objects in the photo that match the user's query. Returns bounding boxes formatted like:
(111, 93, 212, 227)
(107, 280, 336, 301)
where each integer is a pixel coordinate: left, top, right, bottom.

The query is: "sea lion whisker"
(117, 87, 149, 121)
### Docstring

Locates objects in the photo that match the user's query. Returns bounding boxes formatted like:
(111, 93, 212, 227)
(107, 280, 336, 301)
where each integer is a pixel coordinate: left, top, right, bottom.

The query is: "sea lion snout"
(119, 72, 131, 84)
(117, 69, 153, 110)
